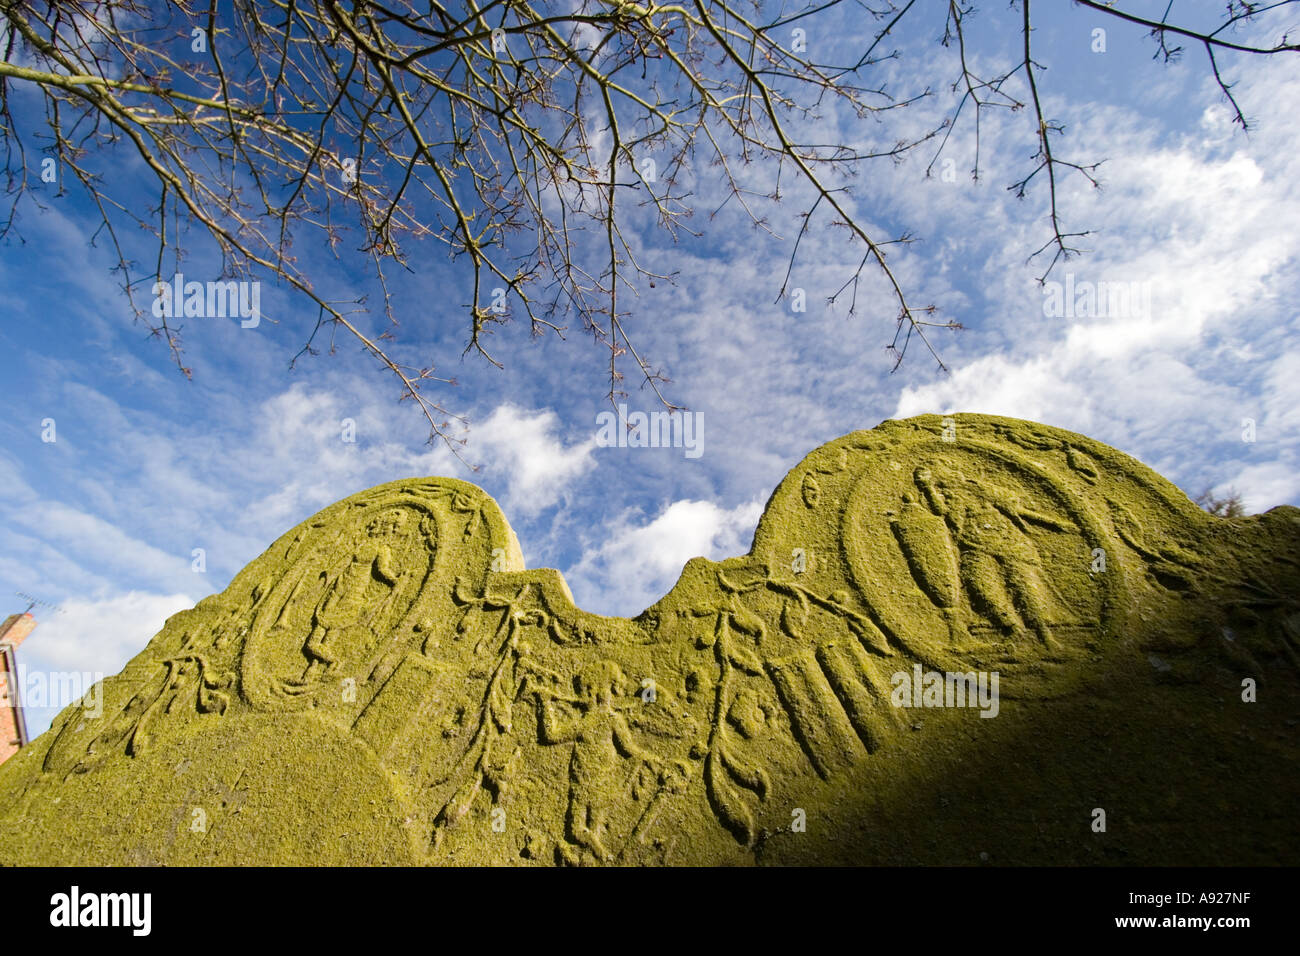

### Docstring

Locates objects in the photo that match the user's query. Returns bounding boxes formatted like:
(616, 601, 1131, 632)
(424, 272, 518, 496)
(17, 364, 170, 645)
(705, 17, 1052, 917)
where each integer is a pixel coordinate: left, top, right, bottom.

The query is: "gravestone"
(1, 413, 1297, 865)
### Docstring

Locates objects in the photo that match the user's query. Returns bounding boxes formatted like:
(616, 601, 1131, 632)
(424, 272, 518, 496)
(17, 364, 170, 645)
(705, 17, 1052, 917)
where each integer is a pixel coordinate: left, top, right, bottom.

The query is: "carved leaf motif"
(726, 641, 764, 676)
(434, 775, 483, 839)
(705, 749, 755, 845)
(781, 591, 809, 640)
(720, 743, 770, 799)
(1067, 446, 1100, 483)
(801, 473, 821, 508)
(198, 685, 230, 716)
(547, 618, 572, 645)
(488, 662, 513, 735)
(730, 602, 766, 639)
(847, 614, 891, 656)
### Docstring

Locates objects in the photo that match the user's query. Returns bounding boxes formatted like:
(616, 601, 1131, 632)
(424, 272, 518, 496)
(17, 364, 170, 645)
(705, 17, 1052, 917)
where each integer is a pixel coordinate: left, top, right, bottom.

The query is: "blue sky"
(2, 2, 1297, 735)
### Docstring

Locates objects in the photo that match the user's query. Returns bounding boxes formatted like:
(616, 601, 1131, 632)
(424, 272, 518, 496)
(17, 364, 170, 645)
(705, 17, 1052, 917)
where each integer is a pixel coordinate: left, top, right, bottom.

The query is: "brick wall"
(0, 613, 36, 765)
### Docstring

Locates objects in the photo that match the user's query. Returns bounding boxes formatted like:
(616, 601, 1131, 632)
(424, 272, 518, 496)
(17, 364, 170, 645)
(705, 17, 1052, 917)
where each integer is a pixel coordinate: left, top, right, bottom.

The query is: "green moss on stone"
(1, 415, 1297, 865)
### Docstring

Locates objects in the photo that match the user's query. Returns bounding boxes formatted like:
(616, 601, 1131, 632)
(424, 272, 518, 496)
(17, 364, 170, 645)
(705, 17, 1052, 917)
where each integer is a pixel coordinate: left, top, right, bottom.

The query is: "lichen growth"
(2, 414, 1297, 865)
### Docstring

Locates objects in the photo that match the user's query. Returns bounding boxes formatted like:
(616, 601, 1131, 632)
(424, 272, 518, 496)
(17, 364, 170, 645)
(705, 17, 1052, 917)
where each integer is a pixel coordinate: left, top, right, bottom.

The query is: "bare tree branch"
(0, 0, 1294, 445)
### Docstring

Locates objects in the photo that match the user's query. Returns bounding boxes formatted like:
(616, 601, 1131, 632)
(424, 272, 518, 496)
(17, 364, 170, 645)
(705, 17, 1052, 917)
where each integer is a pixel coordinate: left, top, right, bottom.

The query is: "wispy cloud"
(471, 403, 596, 518)
(13, 590, 195, 738)
(565, 497, 764, 617)
(893, 56, 1300, 511)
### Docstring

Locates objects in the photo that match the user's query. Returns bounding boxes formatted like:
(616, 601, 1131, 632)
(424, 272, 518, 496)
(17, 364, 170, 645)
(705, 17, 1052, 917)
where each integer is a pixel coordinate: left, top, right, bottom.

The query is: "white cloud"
(14, 589, 195, 736)
(1225, 461, 1297, 515)
(20, 590, 193, 674)
(16, 503, 198, 594)
(471, 403, 596, 517)
(890, 56, 1300, 509)
(565, 497, 764, 616)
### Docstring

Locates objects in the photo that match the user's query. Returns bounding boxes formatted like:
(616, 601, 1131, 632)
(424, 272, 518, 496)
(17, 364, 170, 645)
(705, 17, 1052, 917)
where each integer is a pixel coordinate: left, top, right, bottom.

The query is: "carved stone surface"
(1, 414, 1297, 865)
